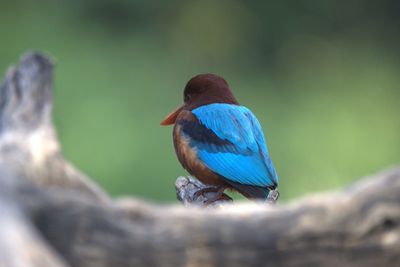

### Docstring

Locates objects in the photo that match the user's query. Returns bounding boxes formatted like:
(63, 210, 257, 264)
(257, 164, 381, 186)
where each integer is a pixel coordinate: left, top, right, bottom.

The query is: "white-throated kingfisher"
(161, 74, 279, 201)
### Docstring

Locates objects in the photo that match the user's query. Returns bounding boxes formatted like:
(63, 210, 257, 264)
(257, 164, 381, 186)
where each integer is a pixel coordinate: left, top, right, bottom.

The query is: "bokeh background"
(1, 0, 399, 202)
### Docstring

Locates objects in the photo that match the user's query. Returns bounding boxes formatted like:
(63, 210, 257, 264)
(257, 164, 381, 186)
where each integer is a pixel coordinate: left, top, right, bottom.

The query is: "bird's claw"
(194, 186, 232, 206)
(193, 186, 220, 199)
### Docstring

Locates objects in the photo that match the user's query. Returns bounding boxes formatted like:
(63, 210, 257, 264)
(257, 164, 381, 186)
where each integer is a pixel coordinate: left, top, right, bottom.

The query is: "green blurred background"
(0, 0, 399, 202)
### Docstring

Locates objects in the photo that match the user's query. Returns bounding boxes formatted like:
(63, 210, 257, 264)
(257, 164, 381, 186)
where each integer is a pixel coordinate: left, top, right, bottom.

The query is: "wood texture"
(0, 52, 398, 267)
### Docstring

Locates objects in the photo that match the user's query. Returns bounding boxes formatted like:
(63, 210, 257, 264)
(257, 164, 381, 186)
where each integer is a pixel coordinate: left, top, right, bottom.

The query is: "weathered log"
(0, 53, 108, 202)
(0, 184, 68, 267)
(0, 52, 398, 267)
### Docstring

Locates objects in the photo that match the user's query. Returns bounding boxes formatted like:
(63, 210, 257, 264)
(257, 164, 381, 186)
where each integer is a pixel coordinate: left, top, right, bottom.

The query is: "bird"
(161, 74, 279, 202)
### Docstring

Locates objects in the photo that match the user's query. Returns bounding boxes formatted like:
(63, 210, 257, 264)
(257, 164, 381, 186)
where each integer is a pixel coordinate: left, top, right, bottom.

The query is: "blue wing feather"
(190, 103, 278, 187)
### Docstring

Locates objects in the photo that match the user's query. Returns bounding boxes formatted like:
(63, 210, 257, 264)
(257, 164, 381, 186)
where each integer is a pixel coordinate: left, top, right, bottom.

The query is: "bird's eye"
(185, 94, 192, 102)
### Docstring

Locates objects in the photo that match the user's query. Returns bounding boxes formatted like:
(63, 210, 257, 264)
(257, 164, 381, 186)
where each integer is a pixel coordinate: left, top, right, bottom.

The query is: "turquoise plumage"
(191, 103, 278, 188)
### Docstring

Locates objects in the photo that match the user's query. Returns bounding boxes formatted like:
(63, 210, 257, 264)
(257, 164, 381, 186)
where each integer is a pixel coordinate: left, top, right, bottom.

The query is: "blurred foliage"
(0, 0, 399, 202)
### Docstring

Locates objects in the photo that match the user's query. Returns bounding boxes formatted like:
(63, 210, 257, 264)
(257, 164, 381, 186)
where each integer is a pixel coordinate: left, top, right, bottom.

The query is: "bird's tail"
(225, 179, 277, 200)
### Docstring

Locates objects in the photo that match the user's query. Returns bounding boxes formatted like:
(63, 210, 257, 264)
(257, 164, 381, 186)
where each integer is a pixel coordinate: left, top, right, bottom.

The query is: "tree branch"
(0, 52, 398, 267)
(0, 52, 108, 201)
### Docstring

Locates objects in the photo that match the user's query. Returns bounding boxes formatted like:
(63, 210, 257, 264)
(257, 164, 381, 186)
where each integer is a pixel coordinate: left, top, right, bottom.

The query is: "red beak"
(160, 105, 184, 126)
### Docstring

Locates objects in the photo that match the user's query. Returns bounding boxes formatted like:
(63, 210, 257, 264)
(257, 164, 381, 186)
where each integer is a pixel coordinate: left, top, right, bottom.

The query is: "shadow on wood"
(0, 52, 399, 267)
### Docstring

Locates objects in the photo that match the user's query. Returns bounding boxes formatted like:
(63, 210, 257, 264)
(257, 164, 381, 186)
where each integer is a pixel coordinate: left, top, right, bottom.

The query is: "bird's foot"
(194, 186, 232, 205)
(193, 186, 221, 198)
(175, 176, 233, 206)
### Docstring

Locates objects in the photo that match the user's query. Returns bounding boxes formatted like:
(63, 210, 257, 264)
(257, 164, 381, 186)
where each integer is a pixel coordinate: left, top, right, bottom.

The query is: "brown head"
(161, 74, 239, 125)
